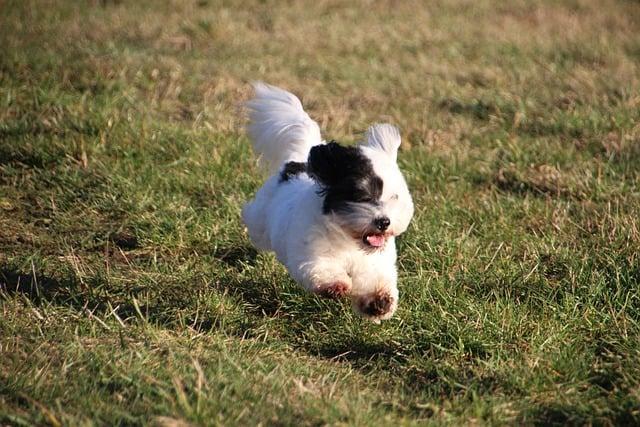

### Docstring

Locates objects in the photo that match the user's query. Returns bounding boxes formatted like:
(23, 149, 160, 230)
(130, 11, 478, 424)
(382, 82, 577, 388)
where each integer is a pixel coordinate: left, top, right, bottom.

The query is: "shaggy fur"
(242, 83, 414, 321)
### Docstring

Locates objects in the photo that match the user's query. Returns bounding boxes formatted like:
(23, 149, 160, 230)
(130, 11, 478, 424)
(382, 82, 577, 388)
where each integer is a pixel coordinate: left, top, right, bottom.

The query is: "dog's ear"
(363, 124, 401, 161)
(307, 142, 367, 187)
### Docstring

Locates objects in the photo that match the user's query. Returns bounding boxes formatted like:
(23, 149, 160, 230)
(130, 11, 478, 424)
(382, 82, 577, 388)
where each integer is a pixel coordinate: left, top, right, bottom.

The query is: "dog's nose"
(374, 216, 390, 232)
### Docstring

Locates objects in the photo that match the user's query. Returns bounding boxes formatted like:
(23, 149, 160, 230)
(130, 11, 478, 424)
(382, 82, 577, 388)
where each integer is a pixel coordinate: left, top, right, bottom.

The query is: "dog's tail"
(246, 82, 323, 175)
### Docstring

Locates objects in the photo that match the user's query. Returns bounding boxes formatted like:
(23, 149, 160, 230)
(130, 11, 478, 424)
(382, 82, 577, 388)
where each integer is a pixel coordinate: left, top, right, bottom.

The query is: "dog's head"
(307, 124, 414, 250)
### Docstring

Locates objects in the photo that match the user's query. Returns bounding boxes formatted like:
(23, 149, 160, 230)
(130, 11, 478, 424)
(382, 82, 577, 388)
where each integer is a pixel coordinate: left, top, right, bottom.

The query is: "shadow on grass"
(212, 244, 259, 269)
(438, 97, 498, 121)
(0, 264, 215, 338)
(218, 277, 285, 317)
(526, 404, 586, 427)
(1, 267, 71, 303)
(0, 253, 285, 336)
(0, 265, 153, 324)
(312, 338, 406, 365)
(524, 401, 640, 426)
(470, 166, 580, 200)
(0, 143, 63, 168)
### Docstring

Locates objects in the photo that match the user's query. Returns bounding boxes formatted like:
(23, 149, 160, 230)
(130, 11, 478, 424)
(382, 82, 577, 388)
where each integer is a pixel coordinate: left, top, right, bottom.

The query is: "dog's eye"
(390, 194, 399, 200)
(352, 189, 374, 203)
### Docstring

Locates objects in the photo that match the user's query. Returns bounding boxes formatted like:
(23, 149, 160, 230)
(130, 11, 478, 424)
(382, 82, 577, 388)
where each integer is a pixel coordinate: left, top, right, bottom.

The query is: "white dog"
(242, 83, 414, 321)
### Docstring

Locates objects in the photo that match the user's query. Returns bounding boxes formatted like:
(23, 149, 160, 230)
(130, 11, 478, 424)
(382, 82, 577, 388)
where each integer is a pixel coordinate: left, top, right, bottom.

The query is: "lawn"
(1, 0, 640, 425)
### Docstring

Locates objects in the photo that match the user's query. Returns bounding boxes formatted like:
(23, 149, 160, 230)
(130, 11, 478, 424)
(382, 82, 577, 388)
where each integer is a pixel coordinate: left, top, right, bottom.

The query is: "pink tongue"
(366, 234, 385, 247)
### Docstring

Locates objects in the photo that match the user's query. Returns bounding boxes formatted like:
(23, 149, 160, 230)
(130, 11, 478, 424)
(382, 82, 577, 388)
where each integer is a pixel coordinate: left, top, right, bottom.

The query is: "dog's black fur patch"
(307, 141, 383, 214)
(279, 161, 307, 182)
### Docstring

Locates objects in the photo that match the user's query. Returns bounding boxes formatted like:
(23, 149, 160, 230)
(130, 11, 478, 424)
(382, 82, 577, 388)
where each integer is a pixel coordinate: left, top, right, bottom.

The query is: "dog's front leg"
(349, 258, 399, 322)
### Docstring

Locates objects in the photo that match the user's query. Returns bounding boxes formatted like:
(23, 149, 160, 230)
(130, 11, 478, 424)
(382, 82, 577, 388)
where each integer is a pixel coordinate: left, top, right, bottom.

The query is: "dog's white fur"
(242, 83, 413, 321)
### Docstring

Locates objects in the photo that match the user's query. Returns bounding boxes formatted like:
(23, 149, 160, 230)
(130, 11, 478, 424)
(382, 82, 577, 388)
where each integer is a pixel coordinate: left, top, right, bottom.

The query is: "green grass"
(1, 0, 640, 425)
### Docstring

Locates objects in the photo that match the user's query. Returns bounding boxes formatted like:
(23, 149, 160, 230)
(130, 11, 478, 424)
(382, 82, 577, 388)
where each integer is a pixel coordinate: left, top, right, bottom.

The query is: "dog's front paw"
(353, 289, 397, 322)
(314, 281, 352, 299)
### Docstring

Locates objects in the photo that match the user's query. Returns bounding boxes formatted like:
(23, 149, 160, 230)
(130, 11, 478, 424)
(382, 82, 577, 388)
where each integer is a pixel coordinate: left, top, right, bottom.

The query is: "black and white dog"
(242, 83, 414, 321)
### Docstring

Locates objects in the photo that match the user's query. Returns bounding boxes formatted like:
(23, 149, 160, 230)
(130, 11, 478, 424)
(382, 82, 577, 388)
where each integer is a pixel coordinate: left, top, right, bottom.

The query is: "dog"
(242, 83, 414, 322)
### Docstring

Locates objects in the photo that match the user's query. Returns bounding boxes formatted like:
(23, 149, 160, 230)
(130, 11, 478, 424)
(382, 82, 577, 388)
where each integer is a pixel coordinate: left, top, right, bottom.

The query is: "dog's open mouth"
(363, 232, 386, 248)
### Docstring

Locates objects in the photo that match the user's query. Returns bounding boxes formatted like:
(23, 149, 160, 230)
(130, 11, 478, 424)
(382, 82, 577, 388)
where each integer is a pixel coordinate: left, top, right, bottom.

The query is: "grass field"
(2, 0, 640, 425)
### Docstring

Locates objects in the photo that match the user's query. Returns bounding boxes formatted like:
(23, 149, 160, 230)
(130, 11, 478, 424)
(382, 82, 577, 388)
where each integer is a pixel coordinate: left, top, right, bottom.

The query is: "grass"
(1, 0, 640, 424)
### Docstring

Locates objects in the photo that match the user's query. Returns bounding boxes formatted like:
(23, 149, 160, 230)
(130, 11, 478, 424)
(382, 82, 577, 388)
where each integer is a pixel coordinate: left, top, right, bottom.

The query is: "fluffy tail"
(246, 82, 323, 175)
